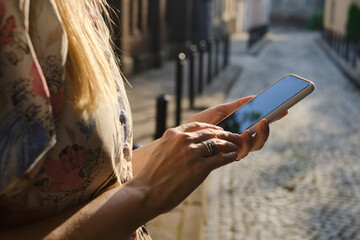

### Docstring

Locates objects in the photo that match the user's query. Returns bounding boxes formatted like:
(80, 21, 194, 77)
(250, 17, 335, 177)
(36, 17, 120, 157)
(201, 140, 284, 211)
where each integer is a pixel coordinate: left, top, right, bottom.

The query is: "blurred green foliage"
(307, 10, 324, 30)
(346, 3, 360, 40)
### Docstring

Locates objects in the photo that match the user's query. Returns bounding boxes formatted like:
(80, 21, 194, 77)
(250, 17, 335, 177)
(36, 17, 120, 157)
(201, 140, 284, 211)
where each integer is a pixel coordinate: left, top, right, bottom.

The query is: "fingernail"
(231, 151, 238, 158)
(232, 151, 240, 161)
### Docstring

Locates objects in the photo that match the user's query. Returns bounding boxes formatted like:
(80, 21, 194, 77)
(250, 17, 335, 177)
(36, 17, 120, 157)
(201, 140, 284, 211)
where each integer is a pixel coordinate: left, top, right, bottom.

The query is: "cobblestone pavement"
(206, 28, 360, 240)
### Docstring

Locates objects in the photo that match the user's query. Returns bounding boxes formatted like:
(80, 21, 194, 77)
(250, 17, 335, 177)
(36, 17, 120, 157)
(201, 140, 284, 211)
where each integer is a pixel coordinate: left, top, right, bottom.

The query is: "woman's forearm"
(1, 179, 155, 240)
(47, 179, 153, 240)
(1, 204, 83, 240)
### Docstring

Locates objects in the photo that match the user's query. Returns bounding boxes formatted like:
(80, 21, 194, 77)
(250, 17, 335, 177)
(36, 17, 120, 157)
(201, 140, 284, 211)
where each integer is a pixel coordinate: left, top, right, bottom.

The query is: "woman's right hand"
(132, 122, 252, 215)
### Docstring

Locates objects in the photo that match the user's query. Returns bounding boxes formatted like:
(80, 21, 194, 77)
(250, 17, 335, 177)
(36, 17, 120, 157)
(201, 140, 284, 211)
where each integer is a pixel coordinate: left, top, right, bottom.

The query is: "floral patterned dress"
(0, 0, 150, 239)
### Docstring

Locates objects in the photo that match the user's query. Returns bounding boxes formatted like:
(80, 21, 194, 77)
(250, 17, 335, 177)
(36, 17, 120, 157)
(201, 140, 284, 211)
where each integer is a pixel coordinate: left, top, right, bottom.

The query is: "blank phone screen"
(219, 75, 310, 133)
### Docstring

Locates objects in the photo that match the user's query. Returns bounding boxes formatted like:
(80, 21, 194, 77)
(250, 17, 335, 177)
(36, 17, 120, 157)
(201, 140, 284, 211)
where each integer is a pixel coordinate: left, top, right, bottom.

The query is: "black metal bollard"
(330, 31, 334, 49)
(333, 31, 338, 50)
(248, 29, 254, 49)
(336, 33, 341, 54)
(326, 29, 331, 44)
(340, 35, 344, 57)
(353, 41, 359, 68)
(198, 40, 206, 94)
(341, 35, 346, 59)
(207, 38, 214, 84)
(189, 45, 197, 109)
(154, 94, 171, 139)
(345, 36, 350, 62)
(175, 53, 186, 126)
(326, 29, 329, 44)
(357, 41, 360, 66)
(334, 32, 338, 50)
(223, 34, 230, 68)
(352, 40, 356, 68)
(215, 37, 220, 76)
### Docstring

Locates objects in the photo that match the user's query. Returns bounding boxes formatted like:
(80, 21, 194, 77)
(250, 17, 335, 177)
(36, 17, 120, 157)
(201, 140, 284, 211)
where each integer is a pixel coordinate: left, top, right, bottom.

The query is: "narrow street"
(206, 28, 360, 240)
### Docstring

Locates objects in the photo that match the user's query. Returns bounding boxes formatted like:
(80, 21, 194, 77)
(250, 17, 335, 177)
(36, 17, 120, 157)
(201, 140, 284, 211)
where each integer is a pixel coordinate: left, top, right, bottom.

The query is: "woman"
(0, 0, 284, 239)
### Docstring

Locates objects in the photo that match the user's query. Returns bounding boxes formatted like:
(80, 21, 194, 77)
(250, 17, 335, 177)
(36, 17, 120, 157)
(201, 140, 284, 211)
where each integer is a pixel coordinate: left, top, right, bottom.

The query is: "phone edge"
(247, 74, 315, 134)
(216, 73, 315, 134)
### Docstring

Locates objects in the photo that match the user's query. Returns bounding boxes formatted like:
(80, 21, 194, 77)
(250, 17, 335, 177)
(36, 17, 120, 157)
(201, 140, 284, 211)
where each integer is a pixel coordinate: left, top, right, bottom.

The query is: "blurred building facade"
(236, 0, 270, 32)
(270, 0, 325, 24)
(324, 0, 360, 35)
(107, 0, 270, 74)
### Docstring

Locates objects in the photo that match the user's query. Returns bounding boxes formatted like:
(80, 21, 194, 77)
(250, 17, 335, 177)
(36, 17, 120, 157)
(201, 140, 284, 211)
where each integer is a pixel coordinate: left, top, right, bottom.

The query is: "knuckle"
(210, 138, 220, 147)
(178, 132, 191, 141)
(192, 122, 203, 128)
(162, 128, 192, 143)
(220, 139, 232, 147)
(208, 128, 217, 136)
(186, 122, 204, 130)
(228, 142, 238, 151)
(186, 143, 199, 154)
(163, 128, 177, 138)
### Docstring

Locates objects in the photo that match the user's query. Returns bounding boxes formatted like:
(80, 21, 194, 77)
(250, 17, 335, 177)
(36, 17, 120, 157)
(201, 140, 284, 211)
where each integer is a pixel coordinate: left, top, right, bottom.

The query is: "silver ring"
(202, 140, 218, 157)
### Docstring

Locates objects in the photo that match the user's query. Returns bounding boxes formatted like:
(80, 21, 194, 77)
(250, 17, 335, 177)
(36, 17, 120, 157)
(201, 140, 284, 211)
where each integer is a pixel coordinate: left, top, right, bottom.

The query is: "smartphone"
(217, 74, 315, 134)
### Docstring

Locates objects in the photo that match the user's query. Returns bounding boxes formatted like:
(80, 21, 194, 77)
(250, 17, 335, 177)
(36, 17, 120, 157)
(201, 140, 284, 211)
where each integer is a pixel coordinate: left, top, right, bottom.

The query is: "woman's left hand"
(187, 96, 288, 159)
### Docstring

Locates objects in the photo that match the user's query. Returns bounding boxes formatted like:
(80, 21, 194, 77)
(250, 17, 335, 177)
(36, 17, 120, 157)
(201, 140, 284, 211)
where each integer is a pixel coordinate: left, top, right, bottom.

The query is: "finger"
(177, 122, 223, 133)
(251, 119, 270, 151)
(186, 96, 255, 124)
(236, 130, 253, 160)
(204, 151, 238, 170)
(189, 129, 241, 145)
(211, 96, 255, 124)
(192, 139, 239, 157)
(271, 110, 289, 123)
(215, 96, 255, 115)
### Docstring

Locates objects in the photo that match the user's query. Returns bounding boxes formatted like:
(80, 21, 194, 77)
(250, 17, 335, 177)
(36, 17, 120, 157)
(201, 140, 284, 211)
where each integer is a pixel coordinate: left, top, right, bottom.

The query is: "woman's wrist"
(123, 175, 159, 223)
(132, 139, 161, 176)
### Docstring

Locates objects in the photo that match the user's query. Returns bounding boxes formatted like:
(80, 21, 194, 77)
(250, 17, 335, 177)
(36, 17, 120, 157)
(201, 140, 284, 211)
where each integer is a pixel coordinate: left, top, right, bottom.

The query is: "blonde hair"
(54, 0, 121, 111)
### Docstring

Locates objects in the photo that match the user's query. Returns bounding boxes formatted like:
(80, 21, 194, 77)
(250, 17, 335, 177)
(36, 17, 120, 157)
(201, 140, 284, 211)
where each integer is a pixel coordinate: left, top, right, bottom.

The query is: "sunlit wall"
(324, 0, 360, 34)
